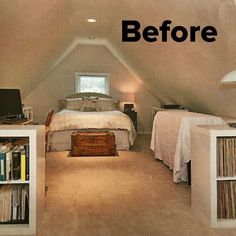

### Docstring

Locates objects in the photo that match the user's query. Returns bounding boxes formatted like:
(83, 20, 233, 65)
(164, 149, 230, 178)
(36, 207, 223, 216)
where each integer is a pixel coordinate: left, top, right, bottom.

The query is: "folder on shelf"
(21, 185, 29, 221)
(12, 147, 21, 180)
(0, 184, 29, 223)
(0, 185, 12, 222)
(24, 144, 30, 181)
(5, 150, 12, 181)
(0, 152, 6, 181)
(0, 144, 12, 181)
(20, 146, 26, 181)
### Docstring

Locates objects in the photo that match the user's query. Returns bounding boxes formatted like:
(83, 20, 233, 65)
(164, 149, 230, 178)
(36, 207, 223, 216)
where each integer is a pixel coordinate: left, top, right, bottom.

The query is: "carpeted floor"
(37, 134, 236, 236)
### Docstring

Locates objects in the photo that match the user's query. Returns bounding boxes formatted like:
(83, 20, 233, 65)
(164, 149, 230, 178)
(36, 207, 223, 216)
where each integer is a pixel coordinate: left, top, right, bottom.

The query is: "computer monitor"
(0, 89, 23, 119)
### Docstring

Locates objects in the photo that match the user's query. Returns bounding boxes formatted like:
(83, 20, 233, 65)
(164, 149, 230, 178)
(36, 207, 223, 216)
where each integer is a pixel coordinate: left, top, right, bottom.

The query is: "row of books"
(217, 181, 236, 219)
(0, 141, 29, 181)
(217, 137, 236, 177)
(0, 184, 29, 223)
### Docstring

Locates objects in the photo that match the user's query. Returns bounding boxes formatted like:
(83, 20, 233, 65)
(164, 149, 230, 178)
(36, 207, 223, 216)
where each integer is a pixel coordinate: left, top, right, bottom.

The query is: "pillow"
(82, 97, 98, 112)
(97, 98, 119, 111)
(83, 107, 97, 112)
(66, 98, 83, 111)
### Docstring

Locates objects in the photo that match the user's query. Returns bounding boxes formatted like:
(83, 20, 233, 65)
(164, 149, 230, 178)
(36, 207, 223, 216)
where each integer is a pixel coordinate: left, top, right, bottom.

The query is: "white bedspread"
(150, 111, 226, 183)
(49, 110, 136, 145)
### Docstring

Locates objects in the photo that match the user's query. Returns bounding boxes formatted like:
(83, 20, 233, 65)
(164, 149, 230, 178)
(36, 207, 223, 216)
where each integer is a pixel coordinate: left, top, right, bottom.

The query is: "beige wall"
(24, 45, 160, 132)
(2, 0, 236, 123)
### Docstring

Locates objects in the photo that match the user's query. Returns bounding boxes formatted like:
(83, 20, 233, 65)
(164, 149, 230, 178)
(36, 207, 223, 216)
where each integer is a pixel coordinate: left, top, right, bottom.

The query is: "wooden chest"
(71, 131, 116, 156)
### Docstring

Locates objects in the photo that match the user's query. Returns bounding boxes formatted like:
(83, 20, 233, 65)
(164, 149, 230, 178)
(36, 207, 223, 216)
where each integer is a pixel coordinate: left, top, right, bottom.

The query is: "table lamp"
(122, 93, 135, 112)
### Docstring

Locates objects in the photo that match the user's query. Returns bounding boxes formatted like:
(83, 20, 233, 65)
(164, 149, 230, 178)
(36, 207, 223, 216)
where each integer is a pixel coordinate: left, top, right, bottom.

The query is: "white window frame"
(75, 73, 110, 94)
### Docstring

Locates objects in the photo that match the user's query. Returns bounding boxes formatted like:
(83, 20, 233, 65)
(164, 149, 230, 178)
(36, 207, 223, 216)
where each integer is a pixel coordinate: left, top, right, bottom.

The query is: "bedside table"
(124, 111, 137, 131)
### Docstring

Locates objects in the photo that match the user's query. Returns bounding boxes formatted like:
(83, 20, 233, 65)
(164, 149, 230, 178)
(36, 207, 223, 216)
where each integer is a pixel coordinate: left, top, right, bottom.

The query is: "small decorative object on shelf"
(22, 107, 33, 122)
(124, 111, 137, 131)
(191, 125, 236, 228)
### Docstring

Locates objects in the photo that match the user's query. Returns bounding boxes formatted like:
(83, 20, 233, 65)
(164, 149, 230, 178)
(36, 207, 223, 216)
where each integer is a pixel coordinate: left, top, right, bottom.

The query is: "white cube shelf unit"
(0, 125, 45, 235)
(191, 125, 236, 228)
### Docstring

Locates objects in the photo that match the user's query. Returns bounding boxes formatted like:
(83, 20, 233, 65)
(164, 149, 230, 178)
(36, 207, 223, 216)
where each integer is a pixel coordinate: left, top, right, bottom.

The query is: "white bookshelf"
(0, 125, 45, 235)
(191, 125, 236, 228)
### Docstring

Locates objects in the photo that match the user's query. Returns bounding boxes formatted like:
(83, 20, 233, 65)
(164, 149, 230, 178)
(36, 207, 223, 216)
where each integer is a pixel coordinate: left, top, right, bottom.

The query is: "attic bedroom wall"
(107, 0, 236, 119)
(24, 45, 160, 132)
(2, 0, 236, 123)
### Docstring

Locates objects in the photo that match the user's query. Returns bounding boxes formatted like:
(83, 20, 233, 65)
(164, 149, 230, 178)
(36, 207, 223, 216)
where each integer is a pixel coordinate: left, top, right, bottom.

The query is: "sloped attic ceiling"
(1, 0, 236, 118)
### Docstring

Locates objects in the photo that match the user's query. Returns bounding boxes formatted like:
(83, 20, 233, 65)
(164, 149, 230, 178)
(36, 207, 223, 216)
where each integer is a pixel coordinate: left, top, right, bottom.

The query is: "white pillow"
(81, 97, 98, 112)
(97, 98, 119, 111)
(66, 98, 83, 111)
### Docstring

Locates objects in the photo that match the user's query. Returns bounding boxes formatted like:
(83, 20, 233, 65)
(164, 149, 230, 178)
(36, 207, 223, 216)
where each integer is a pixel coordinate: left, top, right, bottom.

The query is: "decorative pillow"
(97, 98, 119, 111)
(83, 107, 97, 112)
(66, 98, 83, 111)
(82, 97, 98, 111)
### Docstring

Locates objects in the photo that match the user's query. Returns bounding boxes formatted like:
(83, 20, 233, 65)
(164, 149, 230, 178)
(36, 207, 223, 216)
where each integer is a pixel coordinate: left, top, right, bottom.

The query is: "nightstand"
(124, 111, 137, 131)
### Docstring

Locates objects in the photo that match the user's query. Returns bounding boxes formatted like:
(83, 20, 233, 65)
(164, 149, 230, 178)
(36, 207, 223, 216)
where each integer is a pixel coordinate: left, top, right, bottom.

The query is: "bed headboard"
(66, 92, 112, 99)
(59, 92, 115, 111)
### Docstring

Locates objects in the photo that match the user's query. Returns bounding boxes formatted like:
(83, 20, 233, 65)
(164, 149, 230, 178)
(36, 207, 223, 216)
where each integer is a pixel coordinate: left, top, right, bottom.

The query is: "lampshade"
(122, 93, 135, 102)
(221, 70, 236, 84)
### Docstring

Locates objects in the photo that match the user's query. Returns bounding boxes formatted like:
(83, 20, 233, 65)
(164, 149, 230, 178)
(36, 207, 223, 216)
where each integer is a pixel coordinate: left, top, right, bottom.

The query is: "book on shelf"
(0, 184, 29, 223)
(217, 137, 236, 177)
(12, 147, 21, 180)
(20, 146, 26, 181)
(0, 139, 30, 182)
(0, 143, 12, 181)
(0, 151, 6, 181)
(217, 181, 236, 219)
(25, 144, 29, 181)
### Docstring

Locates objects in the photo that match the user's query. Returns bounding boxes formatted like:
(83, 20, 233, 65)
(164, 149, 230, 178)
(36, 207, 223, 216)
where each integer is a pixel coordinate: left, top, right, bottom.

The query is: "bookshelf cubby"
(0, 125, 45, 235)
(191, 125, 236, 228)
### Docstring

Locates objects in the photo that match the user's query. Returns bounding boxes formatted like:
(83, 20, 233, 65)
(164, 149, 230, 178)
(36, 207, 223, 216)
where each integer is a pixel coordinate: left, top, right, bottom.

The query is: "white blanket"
(49, 110, 136, 145)
(150, 111, 226, 183)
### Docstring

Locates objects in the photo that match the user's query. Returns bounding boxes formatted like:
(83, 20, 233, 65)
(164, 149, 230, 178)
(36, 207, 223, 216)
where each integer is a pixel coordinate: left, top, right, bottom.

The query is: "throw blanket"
(49, 110, 136, 145)
(150, 111, 226, 183)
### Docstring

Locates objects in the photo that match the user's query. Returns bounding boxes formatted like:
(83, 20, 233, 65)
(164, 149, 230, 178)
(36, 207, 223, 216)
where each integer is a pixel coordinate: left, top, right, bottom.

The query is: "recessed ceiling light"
(87, 18, 96, 23)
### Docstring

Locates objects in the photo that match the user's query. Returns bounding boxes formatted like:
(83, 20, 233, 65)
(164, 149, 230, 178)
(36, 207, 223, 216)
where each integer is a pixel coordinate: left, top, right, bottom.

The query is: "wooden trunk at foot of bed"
(71, 131, 116, 156)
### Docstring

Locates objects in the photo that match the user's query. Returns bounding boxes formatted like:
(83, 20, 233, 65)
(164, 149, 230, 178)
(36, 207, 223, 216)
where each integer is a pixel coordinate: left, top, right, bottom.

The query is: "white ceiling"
(1, 0, 236, 117)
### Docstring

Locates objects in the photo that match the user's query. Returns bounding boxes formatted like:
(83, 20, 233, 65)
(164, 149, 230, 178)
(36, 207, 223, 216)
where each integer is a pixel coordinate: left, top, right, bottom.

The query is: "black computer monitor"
(0, 89, 23, 119)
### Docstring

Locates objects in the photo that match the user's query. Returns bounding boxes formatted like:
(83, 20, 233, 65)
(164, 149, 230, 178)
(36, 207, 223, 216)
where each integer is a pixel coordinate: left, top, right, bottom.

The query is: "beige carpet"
(37, 135, 236, 236)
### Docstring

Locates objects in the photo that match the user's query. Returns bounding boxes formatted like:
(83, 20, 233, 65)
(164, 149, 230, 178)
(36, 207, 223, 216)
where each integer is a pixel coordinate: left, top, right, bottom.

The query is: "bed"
(48, 92, 136, 151)
(150, 110, 226, 183)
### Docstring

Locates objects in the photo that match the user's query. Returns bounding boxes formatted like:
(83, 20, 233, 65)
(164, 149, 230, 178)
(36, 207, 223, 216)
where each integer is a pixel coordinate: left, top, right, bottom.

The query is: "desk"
(151, 111, 226, 183)
(0, 119, 33, 125)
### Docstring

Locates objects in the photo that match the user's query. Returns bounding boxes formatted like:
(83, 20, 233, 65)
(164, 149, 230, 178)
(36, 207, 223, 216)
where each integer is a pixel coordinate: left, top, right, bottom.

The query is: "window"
(75, 73, 109, 94)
